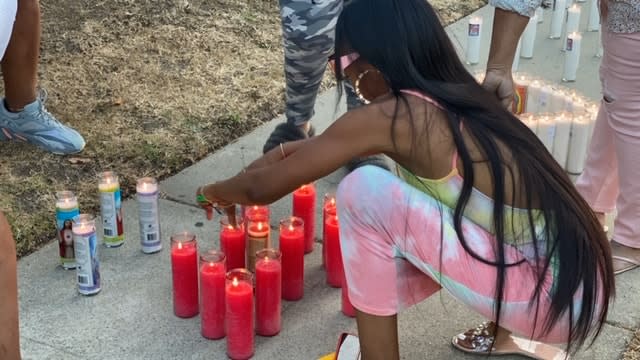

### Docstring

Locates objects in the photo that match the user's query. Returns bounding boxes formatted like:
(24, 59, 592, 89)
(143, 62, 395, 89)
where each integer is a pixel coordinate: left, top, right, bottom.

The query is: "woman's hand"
(196, 184, 233, 221)
(482, 67, 514, 110)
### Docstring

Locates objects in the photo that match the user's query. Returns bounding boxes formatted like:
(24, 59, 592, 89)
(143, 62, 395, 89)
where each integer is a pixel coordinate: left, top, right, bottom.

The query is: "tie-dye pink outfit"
(337, 91, 592, 343)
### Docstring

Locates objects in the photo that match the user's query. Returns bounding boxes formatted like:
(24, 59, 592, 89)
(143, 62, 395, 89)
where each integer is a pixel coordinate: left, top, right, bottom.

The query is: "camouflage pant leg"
(280, 0, 361, 125)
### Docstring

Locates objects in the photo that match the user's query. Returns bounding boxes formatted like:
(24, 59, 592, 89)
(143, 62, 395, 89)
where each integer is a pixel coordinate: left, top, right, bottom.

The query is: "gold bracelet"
(279, 143, 286, 159)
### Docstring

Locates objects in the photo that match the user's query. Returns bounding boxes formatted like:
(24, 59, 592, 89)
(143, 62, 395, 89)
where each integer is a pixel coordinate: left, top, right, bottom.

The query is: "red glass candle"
(245, 205, 270, 223)
(255, 248, 282, 336)
(226, 269, 254, 360)
(325, 214, 343, 288)
(200, 251, 226, 339)
(171, 232, 199, 318)
(220, 216, 246, 271)
(293, 184, 316, 254)
(322, 193, 337, 270)
(341, 272, 356, 318)
(279, 217, 305, 301)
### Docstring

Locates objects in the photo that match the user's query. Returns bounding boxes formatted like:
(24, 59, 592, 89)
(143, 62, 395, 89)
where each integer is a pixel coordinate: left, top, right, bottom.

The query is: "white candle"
(536, 7, 544, 23)
(566, 115, 591, 174)
(521, 15, 538, 59)
(552, 112, 573, 169)
(571, 94, 587, 113)
(512, 39, 522, 73)
(586, 103, 599, 141)
(587, 0, 600, 31)
(537, 115, 556, 153)
(520, 113, 539, 134)
(562, 32, 582, 82)
(564, 5, 582, 43)
(550, 89, 567, 112)
(466, 16, 483, 65)
(538, 85, 554, 113)
(525, 80, 541, 114)
(56, 191, 79, 210)
(595, 26, 603, 57)
(550, 0, 567, 39)
(136, 177, 162, 254)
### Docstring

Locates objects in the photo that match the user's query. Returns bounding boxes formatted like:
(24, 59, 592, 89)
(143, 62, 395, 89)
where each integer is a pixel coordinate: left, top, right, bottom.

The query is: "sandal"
(452, 322, 569, 359)
(613, 255, 640, 275)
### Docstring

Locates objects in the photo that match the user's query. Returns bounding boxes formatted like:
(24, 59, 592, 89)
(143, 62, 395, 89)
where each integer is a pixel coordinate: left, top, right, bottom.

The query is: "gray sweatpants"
(280, 0, 360, 126)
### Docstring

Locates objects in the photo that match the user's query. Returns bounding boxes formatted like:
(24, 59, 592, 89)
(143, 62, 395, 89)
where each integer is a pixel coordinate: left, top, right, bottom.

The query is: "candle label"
(100, 187, 124, 247)
(138, 191, 161, 253)
(512, 84, 528, 115)
(74, 229, 101, 295)
(468, 23, 480, 36)
(56, 205, 79, 269)
(566, 38, 573, 51)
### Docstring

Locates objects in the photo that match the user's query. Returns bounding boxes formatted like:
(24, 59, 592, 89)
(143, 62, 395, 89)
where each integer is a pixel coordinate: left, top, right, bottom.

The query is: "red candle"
(325, 214, 343, 288)
(226, 269, 254, 360)
(246, 221, 270, 273)
(293, 184, 316, 254)
(255, 249, 282, 336)
(279, 217, 305, 301)
(322, 193, 337, 269)
(220, 216, 246, 270)
(341, 272, 356, 318)
(171, 232, 199, 318)
(200, 251, 226, 339)
(245, 205, 270, 223)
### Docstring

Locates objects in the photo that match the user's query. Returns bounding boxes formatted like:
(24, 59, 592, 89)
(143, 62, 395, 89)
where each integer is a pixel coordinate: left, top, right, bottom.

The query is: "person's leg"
(355, 311, 399, 360)
(0, 212, 20, 360)
(1, 0, 39, 110)
(0, 0, 17, 61)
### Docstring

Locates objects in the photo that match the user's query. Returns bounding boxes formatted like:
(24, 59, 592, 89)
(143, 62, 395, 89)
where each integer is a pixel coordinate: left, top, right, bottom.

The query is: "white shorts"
(0, 0, 17, 60)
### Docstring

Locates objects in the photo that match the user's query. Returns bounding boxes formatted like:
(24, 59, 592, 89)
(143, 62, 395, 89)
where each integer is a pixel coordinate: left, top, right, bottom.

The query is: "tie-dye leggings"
(337, 165, 577, 344)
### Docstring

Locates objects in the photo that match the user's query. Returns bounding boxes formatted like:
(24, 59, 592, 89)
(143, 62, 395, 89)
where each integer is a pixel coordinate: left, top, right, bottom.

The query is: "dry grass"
(1, 0, 486, 257)
(623, 330, 640, 360)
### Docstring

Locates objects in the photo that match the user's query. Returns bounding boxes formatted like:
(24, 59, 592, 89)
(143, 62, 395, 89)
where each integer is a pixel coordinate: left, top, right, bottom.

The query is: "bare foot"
(610, 240, 640, 275)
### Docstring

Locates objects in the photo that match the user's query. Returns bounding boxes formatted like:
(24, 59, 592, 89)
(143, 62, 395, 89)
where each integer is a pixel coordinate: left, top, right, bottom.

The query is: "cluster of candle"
(471, 1, 601, 80)
(169, 184, 354, 359)
(55, 174, 161, 296)
(474, 72, 598, 176)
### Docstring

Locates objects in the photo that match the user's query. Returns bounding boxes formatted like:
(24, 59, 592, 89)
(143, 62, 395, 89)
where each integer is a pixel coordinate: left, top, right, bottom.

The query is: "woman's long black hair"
(335, 0, 614, 353)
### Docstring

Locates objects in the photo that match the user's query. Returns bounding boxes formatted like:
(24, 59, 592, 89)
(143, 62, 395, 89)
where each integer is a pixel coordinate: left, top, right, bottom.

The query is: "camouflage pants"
(280, 0, 361, 126)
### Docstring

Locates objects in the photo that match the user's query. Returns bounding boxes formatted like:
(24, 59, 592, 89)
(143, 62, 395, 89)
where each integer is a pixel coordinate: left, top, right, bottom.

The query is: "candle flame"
(232, 277, 238, 287)
(177, 242, 183, 250)
(227, 225, 234, 231)
(330, 198, 335, 206)
(264, 256, 269, 263)
(288, 224, 294, 232)
(209, 262, 215, 267)
(258, 222, 263, 231)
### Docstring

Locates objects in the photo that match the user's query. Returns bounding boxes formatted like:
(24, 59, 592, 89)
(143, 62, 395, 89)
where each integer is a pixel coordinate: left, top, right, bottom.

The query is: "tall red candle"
(322, 193, 337, 269)
(171, 232, 199, 318)
(279, 217, 305, 301)
(293, 184, 316, 254)
(325, 214, 343, 288)
(220, 216, 246, 270)
(226, 269, 254, 360)
(341, 272, 356, 318)
(255, 249, 282, 336)
(245, 205, 270, 222)
(200, 251, 226, 339)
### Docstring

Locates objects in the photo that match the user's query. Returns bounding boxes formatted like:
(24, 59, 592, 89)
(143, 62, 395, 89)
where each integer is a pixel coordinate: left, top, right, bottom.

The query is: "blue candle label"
(100, 188, 124, 247)
(566, 38, 573, 51)
(468, 24, 480, 36)
(56, 206, 79, 269)
(138, 191, 161, 253)
(74, 229, 101, 295)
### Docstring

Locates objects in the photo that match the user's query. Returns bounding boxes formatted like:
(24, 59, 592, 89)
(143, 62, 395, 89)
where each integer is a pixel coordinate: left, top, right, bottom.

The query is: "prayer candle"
(466, 16, 482, 65)
(512, 75, 529, 115)
(226, 269, 254, 360)
(73, 214, 101, 296)
(200, 251, 226, 340)
(325, 214, 343, 288)
(171, 232, 199, 318)
(520, 113, 539, 135)
(220, 215, 246, 271)
(562, 32, 582, 82)
(536, 7, 544, 23)
(136, 177, 162, 254)
(565, 5, 581, 39)
(255, 249, 282, 337)
(322, 193, 337, 268)
(538, 85, 554, 113)
(56, 191, 79, 270)
(521, 15, 538, 59)
(246, 220, 270, 273)
(549, 0, 567, 39)
(550, 89, 567, 112)
(99, 171, 124, 247)
(293, 184, 316, 254)
(279, 217, 305, 301)
(587, 0, 600, 32)
(537, 114, 556, 153)
(525, 80, 541, 114)
(552, 112, 573, 169)
(567, 115, 591, 174)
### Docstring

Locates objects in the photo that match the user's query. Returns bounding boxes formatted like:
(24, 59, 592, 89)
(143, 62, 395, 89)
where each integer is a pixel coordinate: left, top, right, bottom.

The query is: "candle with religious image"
(73, 214, 101, 296)
(466, 16, 482, 65)
(521, 15, 538, 59)
(99, 171, 124, 247)
(552, 112, 573, 169)
(56, 191, 80, 270)
(136, 177, 162, 254)
(562, 33, 582, 82)
(549, 0, 567, 39)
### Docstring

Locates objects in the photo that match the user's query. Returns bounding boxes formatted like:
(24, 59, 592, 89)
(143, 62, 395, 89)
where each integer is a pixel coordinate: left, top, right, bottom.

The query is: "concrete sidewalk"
(18, 5, 638, 360)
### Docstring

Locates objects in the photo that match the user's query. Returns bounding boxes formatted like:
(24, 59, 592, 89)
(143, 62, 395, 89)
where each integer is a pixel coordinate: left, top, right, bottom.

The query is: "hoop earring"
(354, 69, 381, 104)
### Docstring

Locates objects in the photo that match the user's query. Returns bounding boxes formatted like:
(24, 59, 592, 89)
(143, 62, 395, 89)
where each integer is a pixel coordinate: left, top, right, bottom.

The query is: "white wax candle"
(98, 171, 119, 191)
(521, 15, 538, 59)
(520, 113, 539, 135)
(562, 32, 582, 82)
(512, 39, 522, 73)
(536, 7, 544, 23)
(525, 80, 541, 114)
(550, 89, 567, 112)
(587, 0, 600, 31)
(566, 115, 591, 174)
(563, 4, 581, 48)
(466, 17, 483, 65)
(571, 95, 587, 113)
(136, 177, 159, 194)
(56, 192, 79, 210)
(595, 26, 603, 57)
(537, 115, 556, 153)
(538, 85, 553, 113)
(552, 112, 573, 169)
(550, 0, 567, 39)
